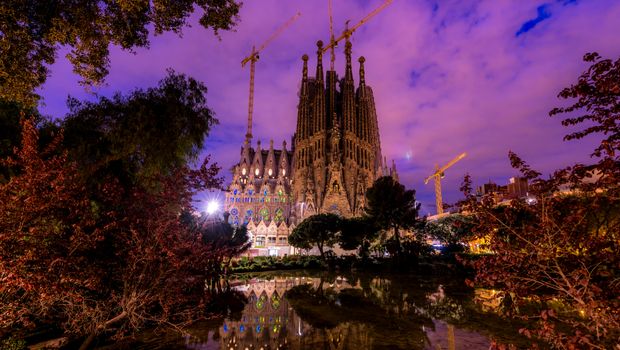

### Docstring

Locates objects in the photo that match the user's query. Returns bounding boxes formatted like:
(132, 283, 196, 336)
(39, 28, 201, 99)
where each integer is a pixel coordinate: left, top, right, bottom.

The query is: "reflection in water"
(177, 272, 527, 350)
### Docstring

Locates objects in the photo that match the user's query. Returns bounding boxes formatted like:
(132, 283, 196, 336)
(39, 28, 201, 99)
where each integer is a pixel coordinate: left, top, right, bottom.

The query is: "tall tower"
(291, 39, 395, 221)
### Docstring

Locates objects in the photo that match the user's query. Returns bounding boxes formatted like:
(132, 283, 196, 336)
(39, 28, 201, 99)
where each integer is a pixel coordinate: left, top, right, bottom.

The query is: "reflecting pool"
(113, 271, 530, 349)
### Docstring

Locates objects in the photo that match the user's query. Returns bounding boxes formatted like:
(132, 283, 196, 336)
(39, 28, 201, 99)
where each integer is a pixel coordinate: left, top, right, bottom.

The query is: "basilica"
(224, 39, 397, 256)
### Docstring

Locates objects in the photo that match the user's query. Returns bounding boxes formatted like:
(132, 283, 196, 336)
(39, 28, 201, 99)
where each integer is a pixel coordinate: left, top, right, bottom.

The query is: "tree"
(289, 213, 342, 262)
(550, 52, 619, 163)
(58, 70, 219, 188)
(339, 217, 378, 259)
(187, 215, 251, 291)
(0, 119, 233, 347)
(364, 176, 421, 257)
(464, 53, 620, 349)
(424, 214, 475, 253)
(0, 119, 111, 338)
(0, 0, 241, 106)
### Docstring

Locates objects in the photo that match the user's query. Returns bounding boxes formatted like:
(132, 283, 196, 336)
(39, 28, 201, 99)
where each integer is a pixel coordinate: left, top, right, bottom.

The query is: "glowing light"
(255, 168, 260, 176)
(206, 200, 219, 215)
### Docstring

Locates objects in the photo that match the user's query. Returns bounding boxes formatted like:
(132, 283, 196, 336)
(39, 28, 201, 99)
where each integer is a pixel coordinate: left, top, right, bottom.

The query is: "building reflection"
(183, 275, 499, 350)
(183, 276, 375, 349)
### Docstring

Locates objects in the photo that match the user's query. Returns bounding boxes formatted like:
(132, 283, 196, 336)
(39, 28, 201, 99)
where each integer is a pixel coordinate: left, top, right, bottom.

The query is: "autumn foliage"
(462, 53, 620, 349)
(0, 119, 238, 346)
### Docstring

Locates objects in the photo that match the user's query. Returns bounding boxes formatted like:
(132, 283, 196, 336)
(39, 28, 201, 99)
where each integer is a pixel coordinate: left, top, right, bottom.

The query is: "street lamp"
(206, 200, 219, 215)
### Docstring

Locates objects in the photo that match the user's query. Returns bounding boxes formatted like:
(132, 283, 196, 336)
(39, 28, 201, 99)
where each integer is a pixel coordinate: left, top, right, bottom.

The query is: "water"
(112, 271, 530, 350)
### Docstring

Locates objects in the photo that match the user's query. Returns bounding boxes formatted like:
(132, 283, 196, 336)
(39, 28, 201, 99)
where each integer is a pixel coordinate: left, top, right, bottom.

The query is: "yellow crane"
(424, 152, 467, 215)
(325, 0, 393, 68)
(241, 12, 301, 143)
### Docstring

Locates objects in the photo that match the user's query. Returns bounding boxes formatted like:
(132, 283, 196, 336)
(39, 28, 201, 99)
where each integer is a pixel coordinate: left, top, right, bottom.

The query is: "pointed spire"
(391, 159, 399, 182)
(344, 39, 353, 82)
(302, 54, 308, 79)
(316, 41, 324, 83)
(356, 55, 370, 143)
(341, 39, 356, 135)
(241, 136, 251, 164)
(383, 156, 388, 176)
(296, 54, 311, 141)
(301, 54, 309, 96)
(358, 56, 366, 87)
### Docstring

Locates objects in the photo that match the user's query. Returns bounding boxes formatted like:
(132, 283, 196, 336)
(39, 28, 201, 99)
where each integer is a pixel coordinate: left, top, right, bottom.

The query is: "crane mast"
(424, 152, 467, 215)
(241, 12, 301, 144)
(328, 0, 336, 70)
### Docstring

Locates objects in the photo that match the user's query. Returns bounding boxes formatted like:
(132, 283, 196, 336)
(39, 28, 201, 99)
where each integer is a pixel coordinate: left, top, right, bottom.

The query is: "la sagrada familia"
(225, 39, 398, 256)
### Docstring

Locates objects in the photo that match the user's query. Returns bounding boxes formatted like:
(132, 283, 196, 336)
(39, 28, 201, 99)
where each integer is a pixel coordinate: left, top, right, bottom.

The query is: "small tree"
(365, 176, 421, 257)
(424, 214, 475, 253)
(289, 213, 341, 262)
(188, 216, 251, 290)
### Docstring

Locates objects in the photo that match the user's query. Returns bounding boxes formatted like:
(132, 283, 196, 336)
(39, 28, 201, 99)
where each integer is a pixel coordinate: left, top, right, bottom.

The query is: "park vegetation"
(289, 176, 431, 266)
(1, 3, 243, 345)
(461, 52, 620, 349)
(0, 73, 249, 349)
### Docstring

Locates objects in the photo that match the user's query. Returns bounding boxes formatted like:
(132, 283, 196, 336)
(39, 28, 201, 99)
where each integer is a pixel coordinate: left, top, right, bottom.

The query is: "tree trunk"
(79, 311, 127, 350)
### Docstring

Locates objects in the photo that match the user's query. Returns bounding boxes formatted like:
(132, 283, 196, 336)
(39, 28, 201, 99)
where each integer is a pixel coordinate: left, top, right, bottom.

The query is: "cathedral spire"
(358, 56, 366, 87)
(344, 39, 353, 82)
(316, 40, 324, 83)
(356, 55, 370, 144)
(314, 41, 326, 134)
(296, 54, 311, 141)
(301, 54, 309, 93)
(342, 39, 356, 136)
(390, 159, 399, 182)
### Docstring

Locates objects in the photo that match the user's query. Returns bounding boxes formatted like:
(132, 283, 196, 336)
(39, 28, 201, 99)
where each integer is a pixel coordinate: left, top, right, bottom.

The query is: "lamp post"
(206, 200, 219, 216)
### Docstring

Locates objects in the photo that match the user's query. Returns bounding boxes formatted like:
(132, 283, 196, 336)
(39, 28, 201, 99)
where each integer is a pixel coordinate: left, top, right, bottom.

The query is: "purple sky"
(38, 0, 620, 214)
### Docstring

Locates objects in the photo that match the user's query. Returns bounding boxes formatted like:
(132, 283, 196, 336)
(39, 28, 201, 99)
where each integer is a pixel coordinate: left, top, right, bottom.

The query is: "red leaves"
(0, 119, 100, 331)
(519, 328, 532, 339)
(0, 119, 229, 341)
(550, 52, 620, 162)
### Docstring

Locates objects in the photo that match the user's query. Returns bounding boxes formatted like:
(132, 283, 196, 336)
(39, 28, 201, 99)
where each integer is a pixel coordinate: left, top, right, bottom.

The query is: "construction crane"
(324, 0, 393, 69)
(424, 152, 467, 215)
(241, 12, 301, 143)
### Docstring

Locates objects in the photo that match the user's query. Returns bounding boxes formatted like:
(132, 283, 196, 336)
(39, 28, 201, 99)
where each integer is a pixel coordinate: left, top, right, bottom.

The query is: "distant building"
(507, 177, 529, 199)
(224, 39, 397, 256)
(476, 182, 500, 197)
(475, 177, 529, 204)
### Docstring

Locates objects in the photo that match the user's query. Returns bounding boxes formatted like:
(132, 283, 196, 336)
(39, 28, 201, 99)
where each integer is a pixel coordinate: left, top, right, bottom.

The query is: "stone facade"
(225, 39, 397, 255)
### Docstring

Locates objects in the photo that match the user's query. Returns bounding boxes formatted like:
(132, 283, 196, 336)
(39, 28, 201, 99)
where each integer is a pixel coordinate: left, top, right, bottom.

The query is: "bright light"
(206, 200, 219, 215)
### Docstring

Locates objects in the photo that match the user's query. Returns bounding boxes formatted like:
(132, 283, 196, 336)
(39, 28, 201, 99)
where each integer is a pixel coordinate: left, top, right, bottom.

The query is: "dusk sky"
(38, 0, 620, 214)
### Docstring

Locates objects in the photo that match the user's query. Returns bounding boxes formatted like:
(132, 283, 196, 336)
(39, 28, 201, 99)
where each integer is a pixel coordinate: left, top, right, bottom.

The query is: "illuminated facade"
(225, 39, 397, 255)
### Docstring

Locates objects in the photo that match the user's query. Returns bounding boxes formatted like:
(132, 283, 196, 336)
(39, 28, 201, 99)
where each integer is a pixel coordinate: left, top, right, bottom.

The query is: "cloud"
(516, 4, 552, 36)
(38, 0, 620, 214)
